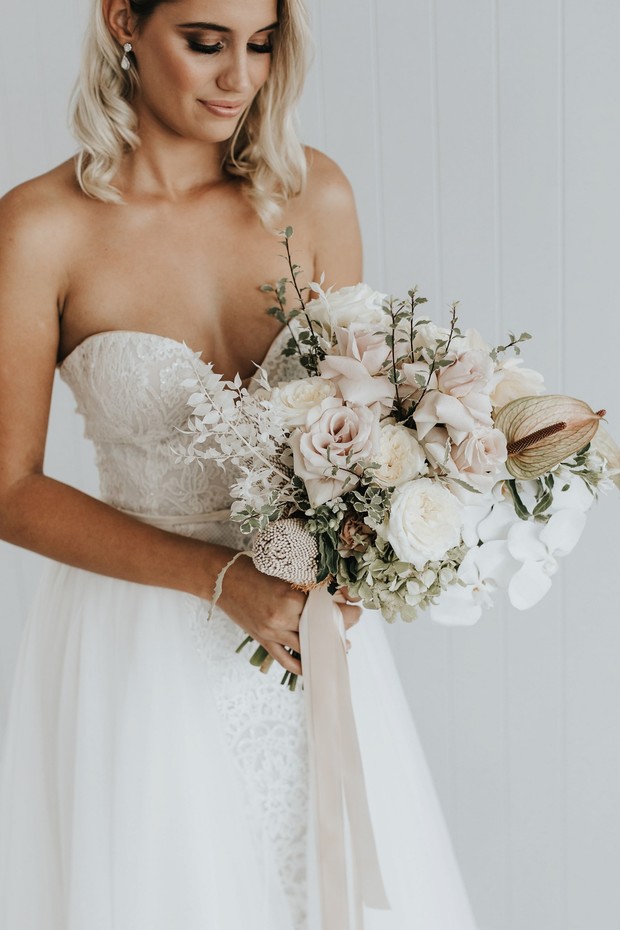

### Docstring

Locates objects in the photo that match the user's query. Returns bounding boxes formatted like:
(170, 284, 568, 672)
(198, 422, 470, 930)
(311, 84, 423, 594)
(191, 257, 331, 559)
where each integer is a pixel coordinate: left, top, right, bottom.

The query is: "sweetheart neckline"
(58, 327, 290, 382)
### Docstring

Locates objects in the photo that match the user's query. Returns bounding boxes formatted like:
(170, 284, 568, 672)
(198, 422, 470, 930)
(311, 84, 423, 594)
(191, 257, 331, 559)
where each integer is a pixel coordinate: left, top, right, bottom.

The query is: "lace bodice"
(59, 328, 310, 927)
(59, 328, 303, 546)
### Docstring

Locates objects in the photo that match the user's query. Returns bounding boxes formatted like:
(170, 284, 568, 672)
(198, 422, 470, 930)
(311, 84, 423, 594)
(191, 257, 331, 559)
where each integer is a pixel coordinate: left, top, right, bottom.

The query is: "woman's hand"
(218, 557, 362, 674)
(218, 555, 305, 675)
(335, 587, 363, 633)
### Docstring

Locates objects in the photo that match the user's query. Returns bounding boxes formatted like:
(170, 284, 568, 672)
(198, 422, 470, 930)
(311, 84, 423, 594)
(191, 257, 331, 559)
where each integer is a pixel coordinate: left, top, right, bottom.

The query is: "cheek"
(138, 40, 203, 103)
(249, 55, 273, 91)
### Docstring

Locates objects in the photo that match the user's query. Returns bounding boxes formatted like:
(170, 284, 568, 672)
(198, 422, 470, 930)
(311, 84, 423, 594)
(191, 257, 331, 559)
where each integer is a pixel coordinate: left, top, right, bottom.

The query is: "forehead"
(158, 0, 279, 30)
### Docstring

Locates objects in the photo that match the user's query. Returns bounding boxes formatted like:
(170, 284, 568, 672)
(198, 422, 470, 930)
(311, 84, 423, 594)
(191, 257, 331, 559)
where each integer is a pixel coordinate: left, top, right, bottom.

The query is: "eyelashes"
(186, 39, 273, 56)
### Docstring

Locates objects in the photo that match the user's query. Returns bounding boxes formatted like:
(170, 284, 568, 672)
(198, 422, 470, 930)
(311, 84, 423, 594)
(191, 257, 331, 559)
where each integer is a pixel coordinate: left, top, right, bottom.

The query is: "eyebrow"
(177, 21, 279, 33)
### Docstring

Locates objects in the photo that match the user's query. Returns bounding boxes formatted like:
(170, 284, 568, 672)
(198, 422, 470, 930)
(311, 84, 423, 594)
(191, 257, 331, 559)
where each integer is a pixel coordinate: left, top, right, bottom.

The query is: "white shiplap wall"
(1, 2, 619, 928)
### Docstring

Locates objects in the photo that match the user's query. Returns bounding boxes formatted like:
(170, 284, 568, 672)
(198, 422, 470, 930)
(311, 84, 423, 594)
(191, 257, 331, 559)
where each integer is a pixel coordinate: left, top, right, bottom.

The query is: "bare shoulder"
(299, 147, 362, 285)
(303, 146, 357, 216)
(0, 160, 80, 257)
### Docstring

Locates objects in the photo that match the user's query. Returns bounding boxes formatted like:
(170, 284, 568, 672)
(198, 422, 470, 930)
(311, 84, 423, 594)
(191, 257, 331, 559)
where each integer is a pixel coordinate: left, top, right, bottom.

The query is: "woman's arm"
(0, 182, 308, 674)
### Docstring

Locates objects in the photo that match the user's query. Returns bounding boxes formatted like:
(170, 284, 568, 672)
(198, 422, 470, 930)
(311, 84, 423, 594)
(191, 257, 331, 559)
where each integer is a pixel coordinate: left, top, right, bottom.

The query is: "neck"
(115, 105, 229, 202)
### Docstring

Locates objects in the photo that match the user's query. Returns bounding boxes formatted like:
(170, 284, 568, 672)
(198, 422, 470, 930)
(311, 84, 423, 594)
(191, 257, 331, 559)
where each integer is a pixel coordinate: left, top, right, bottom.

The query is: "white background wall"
(1, 2, 620, 928)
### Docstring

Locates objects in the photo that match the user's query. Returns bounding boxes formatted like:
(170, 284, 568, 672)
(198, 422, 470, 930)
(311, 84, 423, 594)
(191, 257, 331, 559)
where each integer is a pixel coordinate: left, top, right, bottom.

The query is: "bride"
(0, 0, 479, 927)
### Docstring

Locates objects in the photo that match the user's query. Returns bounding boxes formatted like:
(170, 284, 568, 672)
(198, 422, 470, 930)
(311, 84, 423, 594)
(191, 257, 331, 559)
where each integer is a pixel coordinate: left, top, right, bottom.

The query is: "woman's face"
(128, 0, 279, 143)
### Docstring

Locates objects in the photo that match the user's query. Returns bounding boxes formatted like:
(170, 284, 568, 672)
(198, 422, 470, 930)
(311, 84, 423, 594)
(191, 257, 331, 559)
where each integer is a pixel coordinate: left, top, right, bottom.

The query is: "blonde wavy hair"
(70, 0, 311, 225)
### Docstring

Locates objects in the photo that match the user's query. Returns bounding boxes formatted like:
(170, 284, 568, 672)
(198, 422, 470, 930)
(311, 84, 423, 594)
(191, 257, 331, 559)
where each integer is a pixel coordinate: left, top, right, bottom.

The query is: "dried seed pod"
(495, 394, 605, 479)
(253, 517, 319, 589)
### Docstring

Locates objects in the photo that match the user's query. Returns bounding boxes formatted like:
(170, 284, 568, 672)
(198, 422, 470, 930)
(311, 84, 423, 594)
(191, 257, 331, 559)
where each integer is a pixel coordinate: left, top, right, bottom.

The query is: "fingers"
(280, 630, 301, 655)
(340, 603, 362, 630)
(336, 585, 362, 604)
(265, 641, 303, 676)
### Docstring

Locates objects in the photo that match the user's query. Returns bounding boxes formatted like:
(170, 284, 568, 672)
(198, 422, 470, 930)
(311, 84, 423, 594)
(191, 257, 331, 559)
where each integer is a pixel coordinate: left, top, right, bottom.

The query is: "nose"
(216, 47, 253, 95)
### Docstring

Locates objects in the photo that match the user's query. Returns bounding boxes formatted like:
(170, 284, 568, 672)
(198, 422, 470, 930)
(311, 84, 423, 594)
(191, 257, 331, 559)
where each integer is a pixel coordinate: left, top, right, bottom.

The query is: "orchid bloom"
(506, 509, 587, 609)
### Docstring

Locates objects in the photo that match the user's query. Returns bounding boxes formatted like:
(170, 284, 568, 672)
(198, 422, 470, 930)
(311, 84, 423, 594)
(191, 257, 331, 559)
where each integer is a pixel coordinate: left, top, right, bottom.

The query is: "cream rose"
(270, 377, 339, 428)
(491, 357, 545, 410)
(290, 398, 380, 506)
(410, 320, 451, 362)
(306, 283, 388, 330)
(373, 424, 428, 487)
(452, 327, 492, 354)
(385, 478, 464, 569)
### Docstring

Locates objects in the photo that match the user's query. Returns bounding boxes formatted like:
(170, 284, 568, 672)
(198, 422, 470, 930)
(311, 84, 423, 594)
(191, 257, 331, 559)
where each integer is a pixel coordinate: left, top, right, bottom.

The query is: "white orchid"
(430, 540, 519, 626)
(506, 509, 588, 609)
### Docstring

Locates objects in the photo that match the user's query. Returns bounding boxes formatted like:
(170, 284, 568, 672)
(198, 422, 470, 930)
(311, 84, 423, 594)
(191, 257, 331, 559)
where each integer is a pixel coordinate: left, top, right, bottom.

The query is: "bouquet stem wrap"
(300, 585, 390, 928)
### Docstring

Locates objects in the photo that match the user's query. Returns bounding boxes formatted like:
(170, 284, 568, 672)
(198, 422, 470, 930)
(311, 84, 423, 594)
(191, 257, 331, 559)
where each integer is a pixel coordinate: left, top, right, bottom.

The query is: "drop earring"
(121, 43, 133, 71)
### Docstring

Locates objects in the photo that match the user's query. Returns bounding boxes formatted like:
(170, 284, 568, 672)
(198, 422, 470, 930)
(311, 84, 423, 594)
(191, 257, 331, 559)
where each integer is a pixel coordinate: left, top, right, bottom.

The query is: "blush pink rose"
(333, 322, 391, 375)
(437, 350, 494, 398)
(451, 427, 508, 476)
(414, 389, 492, 445)
(319, 355, 396, 413)
(290, 398, 381, 506)
(401, 361, 438, 403)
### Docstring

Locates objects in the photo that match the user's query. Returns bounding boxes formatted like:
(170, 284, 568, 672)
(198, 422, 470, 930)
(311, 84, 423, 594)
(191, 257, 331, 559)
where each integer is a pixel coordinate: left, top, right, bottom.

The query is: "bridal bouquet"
(176, 229, 619, 683)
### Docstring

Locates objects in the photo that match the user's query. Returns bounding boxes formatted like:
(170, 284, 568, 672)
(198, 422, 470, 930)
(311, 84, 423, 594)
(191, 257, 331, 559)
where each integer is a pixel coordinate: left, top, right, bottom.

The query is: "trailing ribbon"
(300, 586, 390, 928)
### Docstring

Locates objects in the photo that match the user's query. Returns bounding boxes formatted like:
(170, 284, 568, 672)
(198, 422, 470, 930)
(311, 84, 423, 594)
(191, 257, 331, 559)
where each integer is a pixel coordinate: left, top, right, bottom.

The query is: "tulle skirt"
(0, 561, 478, 929)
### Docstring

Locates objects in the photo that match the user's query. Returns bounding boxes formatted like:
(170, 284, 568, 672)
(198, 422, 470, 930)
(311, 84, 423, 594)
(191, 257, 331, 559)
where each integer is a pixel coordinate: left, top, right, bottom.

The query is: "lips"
(198, 99, 246, 118)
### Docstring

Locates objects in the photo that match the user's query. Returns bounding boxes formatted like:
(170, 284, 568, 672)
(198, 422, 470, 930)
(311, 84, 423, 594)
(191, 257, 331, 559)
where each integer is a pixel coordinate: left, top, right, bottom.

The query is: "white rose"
(385, 478, 464, 569)
(491, 357, 545, 410)
(452, 327, 492, 354)
(306, 283, 388, 330)
(270, 377, 339, 428)
(412, 320, 451, 354)
(373, 424, 428, 487)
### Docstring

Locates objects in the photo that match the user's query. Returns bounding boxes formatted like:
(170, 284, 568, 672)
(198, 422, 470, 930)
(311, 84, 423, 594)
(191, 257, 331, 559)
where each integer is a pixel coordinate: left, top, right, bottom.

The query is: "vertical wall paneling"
(496, 3, 566, 928)
(563, 1, 620, 927)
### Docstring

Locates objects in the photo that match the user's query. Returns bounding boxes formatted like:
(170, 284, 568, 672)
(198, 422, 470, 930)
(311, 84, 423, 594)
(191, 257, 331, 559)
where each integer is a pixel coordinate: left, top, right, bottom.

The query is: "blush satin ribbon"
(300, 585, 390, 929)
(120, 507, 390, 927)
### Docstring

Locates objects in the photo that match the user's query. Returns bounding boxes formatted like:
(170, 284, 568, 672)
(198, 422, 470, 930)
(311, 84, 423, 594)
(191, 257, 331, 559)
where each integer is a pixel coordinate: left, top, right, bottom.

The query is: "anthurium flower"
(494, 394, 606, 479)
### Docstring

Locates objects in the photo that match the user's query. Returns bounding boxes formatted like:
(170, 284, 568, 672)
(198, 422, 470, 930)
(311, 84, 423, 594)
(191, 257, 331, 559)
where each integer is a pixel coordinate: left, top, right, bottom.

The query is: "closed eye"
(187, 39, 225, 55)
(186, 38, 274, 55)
(248, 41, 273, 54)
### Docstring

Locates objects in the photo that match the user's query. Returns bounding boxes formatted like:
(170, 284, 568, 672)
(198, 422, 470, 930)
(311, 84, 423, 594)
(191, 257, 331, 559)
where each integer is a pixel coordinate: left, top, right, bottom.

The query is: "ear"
(102, 0, 137, 46)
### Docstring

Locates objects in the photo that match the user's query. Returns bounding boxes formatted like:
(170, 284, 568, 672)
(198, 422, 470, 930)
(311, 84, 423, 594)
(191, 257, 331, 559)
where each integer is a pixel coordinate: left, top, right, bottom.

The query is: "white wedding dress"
(0, 328, 478, 930)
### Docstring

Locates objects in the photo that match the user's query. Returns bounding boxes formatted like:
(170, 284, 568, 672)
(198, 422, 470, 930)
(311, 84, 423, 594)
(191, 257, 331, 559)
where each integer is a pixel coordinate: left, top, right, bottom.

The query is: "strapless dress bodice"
(59, 328, 303, 546)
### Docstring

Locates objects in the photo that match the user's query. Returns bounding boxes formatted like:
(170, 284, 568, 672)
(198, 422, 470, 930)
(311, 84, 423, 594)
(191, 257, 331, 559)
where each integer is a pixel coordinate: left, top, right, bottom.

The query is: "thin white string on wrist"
(205, 549, 253, 622)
